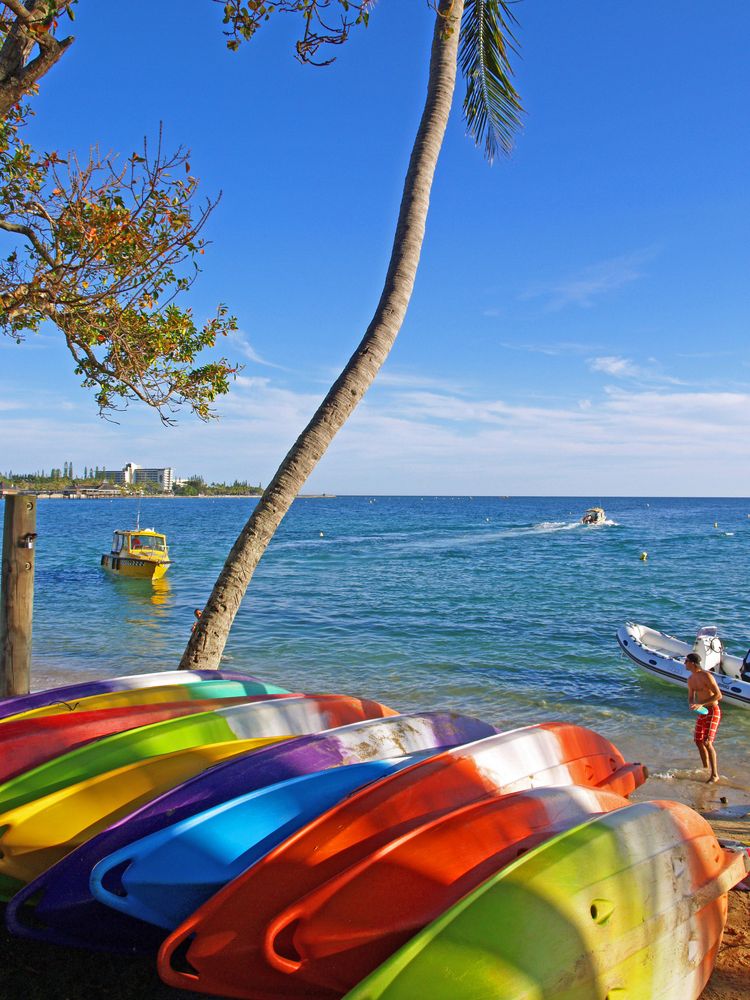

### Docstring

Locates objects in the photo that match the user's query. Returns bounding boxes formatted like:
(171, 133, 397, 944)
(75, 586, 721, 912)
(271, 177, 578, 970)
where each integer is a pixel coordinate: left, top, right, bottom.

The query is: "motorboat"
(100, 528, 171, 580)
(581, 506, 606, 525)
(617, 622, 750, 710)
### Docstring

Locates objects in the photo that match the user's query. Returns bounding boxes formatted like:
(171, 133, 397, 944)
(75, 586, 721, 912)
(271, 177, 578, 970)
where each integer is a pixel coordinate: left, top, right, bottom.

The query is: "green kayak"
(344, 800, 747, 1000)
(0, 693, 389, 817)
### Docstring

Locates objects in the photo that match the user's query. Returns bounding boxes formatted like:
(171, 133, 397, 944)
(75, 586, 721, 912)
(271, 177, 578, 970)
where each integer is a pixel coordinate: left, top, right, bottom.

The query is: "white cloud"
(4, 367, 750, 495)
(587, 355, 685, 386)
(522, 250, 654, 310)
(501, 340, 600, 357)
(374, 370, 468, 394)
(588, 355, 642, 378)
(229, 331, 286, 370)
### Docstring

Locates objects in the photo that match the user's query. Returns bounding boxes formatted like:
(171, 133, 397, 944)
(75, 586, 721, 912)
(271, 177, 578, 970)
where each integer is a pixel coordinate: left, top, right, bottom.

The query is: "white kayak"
(617, 622, 750, 711)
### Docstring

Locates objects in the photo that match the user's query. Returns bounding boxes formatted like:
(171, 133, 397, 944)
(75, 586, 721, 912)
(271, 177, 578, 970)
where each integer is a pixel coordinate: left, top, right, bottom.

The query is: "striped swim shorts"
(694, 704, 721, 744)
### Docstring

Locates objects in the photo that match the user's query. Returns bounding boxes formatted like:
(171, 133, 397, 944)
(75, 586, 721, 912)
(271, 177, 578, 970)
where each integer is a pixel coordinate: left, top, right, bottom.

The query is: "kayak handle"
(90, 855, 135, 904)
(264, 902, 308, 974)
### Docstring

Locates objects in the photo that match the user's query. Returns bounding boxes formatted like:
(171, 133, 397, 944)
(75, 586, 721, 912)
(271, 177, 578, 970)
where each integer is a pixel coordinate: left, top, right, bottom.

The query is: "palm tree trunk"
(179, 0, 464, 671)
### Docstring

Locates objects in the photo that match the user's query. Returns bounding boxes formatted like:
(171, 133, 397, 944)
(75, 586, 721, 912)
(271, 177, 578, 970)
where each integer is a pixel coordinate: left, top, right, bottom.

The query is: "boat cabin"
(581, 507, 606, 525)
(111, 530, 168, 555)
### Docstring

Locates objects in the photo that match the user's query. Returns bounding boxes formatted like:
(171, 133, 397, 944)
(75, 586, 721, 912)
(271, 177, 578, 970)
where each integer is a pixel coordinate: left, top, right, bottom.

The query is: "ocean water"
(6, 495, 750, 797)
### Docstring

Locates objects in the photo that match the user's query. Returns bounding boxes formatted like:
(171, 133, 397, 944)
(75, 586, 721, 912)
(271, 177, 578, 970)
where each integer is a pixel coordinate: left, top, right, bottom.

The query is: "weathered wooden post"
(0, 495, 37, 697)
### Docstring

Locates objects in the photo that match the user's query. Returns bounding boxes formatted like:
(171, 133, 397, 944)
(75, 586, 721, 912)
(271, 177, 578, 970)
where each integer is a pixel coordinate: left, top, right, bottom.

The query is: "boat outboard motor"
(692, 626, 724, 673)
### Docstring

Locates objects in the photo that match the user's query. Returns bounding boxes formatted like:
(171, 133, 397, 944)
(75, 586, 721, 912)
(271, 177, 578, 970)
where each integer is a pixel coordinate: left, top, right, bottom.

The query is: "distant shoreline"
(0, 492, 337, 500)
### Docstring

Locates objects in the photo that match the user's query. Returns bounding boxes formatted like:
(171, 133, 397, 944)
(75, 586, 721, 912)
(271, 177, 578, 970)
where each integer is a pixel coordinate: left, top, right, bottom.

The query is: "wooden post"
(0, 495, 37, 697)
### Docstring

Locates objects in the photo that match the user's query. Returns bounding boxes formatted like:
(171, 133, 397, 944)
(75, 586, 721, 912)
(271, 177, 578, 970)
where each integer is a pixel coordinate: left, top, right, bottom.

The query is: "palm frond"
(459, 0, 524, 162)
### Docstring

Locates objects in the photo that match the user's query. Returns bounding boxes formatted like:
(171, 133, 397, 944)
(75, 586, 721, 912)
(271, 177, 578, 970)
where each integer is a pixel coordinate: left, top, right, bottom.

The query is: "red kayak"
(159, 722, 647, 999)
(0, 694, 299, 782)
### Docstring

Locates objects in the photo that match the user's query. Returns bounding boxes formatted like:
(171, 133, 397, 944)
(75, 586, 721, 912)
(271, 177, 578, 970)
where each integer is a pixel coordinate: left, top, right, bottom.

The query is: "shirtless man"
(685, 651, 722, 783)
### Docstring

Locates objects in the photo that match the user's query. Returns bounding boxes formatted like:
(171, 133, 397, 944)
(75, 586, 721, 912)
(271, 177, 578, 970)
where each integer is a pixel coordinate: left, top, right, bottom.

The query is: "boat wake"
(528, 520, 580, 533)
(530, 518, 619, 532)
(274, 517, 618, 555)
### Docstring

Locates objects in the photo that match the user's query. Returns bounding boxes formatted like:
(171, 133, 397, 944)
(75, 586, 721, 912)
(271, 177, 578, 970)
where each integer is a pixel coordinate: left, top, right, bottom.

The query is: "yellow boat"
(101, 528, 171, 580)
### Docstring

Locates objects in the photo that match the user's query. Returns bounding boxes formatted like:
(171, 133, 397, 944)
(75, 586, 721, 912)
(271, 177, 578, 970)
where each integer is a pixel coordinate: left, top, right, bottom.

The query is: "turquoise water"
(6, 495, 750, 790)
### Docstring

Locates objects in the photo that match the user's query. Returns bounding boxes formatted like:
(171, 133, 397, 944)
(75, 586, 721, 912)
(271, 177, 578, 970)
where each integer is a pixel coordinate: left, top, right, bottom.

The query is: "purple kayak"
(0, 669, 253, 721)
(7, 711, 498, 951)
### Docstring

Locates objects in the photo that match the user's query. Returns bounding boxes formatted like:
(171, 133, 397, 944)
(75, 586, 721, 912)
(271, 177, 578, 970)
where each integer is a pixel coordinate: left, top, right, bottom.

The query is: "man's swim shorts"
(694, 704, 721, 744)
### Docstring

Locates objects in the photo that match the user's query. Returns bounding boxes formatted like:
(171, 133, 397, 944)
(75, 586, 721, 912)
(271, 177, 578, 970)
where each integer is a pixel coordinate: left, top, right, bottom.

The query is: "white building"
(103, 463, 174, 491)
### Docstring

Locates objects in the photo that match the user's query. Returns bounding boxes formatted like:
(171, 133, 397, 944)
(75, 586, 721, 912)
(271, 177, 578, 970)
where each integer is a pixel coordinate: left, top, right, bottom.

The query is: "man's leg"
(695, 738, 709, 770)
(705, 741, 719, 782)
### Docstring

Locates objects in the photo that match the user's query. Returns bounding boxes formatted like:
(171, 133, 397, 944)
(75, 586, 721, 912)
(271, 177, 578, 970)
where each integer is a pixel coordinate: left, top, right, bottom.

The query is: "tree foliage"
(460, 0, 523, 161)
(217, 0, 372, 64)
(0, 1, 239, 421)
(218, 1, 523, 161)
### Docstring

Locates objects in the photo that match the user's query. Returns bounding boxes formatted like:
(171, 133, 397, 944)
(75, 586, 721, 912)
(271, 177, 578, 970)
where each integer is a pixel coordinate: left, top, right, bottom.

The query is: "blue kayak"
(90, 754, 429, 930)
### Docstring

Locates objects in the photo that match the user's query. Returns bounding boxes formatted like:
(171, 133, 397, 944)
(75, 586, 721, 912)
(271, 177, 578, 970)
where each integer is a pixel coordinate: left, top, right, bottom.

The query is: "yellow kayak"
(0, 736, 288, 891)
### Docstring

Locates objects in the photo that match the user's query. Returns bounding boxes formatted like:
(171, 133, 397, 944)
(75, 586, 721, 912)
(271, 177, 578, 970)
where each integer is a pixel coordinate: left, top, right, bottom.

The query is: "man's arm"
(699, 674, 722, 706)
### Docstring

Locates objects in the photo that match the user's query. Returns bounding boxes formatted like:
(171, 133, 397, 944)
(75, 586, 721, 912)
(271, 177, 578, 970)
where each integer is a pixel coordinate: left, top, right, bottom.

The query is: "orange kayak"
(159, 722, 647, 998)
(261, 785, 629, 994)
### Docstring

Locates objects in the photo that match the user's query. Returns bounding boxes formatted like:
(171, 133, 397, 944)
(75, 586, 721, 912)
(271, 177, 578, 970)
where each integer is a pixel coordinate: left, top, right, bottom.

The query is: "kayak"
(158, 723, 647, 998)
(259, 786, 630, 995)
(0, 694, 299, 782)
(7, 711, 497, 952)
(0, 676, 290, 724)
(342, 801, 749, 1000)
(0, 669, 257, 721)
(90, 754, 436, 930)
(0, 736, 287, 894)
(0, 693, 396, 817)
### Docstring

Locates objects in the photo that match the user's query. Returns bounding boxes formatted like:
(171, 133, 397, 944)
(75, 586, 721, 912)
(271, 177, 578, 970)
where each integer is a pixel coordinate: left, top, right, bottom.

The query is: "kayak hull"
(0, 694, 298, 782)
(343, 801, 749, 1000)
(0, 677, 290, 724)
(261, 785, 630, 994)
(8, 711, 496, 951)
(90, 755, 434, 930)
(0, 670, 256, 721)
(158, 723, 647, 998)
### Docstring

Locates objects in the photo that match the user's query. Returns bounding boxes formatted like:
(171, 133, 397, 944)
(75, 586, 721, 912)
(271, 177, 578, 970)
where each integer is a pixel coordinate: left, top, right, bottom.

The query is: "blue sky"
(1, 1, 749, 494)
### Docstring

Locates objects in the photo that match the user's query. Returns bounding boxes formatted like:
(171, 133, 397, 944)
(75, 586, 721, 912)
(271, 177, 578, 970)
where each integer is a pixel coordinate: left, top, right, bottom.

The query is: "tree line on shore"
(0, 472, 262, 497)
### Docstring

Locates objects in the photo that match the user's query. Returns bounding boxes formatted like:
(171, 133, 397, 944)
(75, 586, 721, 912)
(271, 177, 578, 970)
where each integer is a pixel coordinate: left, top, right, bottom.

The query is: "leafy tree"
(0, 1, 75, 117)
(0, 1, 239, 421)
(181, 0, 522, 669)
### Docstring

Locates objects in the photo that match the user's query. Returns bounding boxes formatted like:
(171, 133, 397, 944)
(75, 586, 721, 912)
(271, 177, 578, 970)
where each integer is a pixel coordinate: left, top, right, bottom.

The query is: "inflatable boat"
(617, 622, 750, 710)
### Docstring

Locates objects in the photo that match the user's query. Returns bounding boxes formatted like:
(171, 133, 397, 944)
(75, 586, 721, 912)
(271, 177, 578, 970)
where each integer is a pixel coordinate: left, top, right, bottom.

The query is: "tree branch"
(0, 216, 56, 266)
(0, 32, 72, 115)
(1, 1, 36, 24)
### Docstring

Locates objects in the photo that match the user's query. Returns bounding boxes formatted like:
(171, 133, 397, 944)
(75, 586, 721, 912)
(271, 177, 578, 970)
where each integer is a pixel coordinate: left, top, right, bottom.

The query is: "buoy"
(639, 551, 648, 561)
